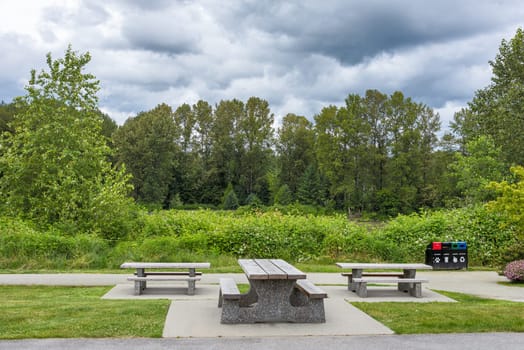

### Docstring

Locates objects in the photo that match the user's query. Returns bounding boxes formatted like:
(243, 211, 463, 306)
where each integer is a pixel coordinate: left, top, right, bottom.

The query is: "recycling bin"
(425, 241, 468, 269)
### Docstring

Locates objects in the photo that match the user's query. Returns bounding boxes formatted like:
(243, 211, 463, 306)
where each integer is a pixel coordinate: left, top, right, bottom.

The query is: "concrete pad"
(162, 297, 394, 338)
(330, 285, 456, 303)
(102, 283, 217, 300)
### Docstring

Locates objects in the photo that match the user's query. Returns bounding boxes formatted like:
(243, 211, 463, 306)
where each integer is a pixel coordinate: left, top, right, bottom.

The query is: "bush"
(504, 260, 524, 282)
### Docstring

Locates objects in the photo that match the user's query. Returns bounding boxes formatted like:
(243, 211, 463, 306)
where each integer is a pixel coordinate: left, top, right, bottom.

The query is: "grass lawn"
(2, 285, 524, 339)
(352, 290, 524, 334)
(0, 285, 170, 339)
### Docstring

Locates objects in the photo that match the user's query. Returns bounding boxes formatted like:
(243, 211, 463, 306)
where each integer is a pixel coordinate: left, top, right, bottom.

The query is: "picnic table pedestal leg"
(187, 268, 196, 295)
(135, 268, 146, 295)
(398, 269, 416, 292)
(221, 279, 324, 324)
(349, 269, 362, 292)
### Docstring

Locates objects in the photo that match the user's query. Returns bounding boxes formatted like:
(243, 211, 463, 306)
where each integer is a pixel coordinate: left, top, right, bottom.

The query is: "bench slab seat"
(218, 278, 242, 304)
(352, 277, 428, 298)
(295, 279, 327, 299)
(134, 271, 203, 276)
(128, 275, 202, 295)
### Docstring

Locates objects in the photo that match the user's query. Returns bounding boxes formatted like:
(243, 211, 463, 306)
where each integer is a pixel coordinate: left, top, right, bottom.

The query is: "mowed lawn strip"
(0, 285, 170, 339)
(352, 290, 524, 334)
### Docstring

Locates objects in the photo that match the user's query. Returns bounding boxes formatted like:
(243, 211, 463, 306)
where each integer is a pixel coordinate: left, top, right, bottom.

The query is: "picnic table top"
(120, 262, 211, 269)
(238, 259, 306, 280)
(336, 262, 433, 270)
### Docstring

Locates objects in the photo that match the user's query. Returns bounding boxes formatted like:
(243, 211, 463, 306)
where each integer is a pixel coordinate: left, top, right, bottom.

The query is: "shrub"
(504, 260, 524, 282)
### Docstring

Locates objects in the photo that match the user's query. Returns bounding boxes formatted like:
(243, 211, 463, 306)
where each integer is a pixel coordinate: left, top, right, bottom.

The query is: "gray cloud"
(0, 0, 523, 130)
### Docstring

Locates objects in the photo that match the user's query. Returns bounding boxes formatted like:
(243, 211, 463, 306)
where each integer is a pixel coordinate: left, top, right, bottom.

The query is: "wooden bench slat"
(341, 272, 404, 278)
(120, 262, 210, 269)
(255, 259, 288, 279)
(271, 259, 306, 279)
(295, 279, 327, 298)
(219, 278, 242, 300)
(134, 271, 203, 276)
(239, 259, 269, 280)
(352, 278, 428, 283)
(128, 276, 201, 281)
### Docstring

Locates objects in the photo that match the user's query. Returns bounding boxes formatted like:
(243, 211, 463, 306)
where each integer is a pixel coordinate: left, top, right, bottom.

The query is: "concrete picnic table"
(218, 259, 327, 323)
(120, 262, 210, 295)
(336, 262, 432, 297)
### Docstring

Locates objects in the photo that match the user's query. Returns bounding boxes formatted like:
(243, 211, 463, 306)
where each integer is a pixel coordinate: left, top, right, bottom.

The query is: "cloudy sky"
(1, 0, 523, 129)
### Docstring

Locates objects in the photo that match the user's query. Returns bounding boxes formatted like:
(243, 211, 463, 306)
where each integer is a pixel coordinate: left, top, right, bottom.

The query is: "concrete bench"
(218, 277, 242, 307)
(128, 275, 202, 295)
(341, 272, 405, 291)
(294, 279, 327, 299)
(134, 271, 203, 277)
(352, 277, 429, 298)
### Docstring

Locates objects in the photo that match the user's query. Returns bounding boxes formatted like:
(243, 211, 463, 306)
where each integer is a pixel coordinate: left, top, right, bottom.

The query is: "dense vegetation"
(1, 29, 524, 269)
(0, 205, 517, 269)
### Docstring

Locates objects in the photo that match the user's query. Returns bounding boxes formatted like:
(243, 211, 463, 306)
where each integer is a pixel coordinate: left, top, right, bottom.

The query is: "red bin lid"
(432, 242, 442, 250)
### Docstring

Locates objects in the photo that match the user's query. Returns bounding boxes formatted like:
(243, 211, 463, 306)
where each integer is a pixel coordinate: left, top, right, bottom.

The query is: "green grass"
(0, 285, 170, 339)
(352, 290, 524, 334)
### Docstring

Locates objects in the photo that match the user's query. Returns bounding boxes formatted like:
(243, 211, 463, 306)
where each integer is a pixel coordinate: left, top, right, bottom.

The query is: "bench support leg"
(409, 283, 422, 297)
(187, 280, 195, 295)
(133, 280, 143, 295)
(355, 282, 368, 297)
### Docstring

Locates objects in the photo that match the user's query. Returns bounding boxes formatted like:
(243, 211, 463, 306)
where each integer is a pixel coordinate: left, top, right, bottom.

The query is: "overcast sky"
(1, 0, 523, 130)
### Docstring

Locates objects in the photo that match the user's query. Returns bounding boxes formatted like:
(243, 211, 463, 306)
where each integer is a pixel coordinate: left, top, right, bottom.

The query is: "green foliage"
(454, 27, 524, 166)
(222, 183, 239, 210)
(274, 184, 293, 205)
(113, 103, 179, 206)
(0, 46, 134, 240)
(449, 136, 506, 204)
(0, 217, 109, 269)
(487, 166, 524, 262)
(0, 205, 517, 269)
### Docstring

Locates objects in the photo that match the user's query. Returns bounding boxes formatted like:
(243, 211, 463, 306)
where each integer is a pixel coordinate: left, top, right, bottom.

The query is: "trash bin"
(425, 241, 468, 269)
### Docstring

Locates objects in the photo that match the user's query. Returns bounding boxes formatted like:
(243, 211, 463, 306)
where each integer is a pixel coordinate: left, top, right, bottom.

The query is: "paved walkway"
(1, 270, 522, 301)
(1, 271, 523, 345)
(2, 333, 524, 350)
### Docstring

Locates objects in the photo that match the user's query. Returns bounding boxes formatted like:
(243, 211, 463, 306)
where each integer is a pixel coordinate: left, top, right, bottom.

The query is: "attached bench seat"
(134, 271, 203, 276)
(218, 277, 327, 323)
(352, 277, 429, 298)
(341, 272, 404, 278)
(294, 279, 328, 299)
(128, 275, 202, 295)
(218, 277, 242, 306)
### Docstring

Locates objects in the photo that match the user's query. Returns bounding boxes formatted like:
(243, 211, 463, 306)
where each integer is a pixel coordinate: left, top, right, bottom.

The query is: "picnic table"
(218, 259, 327, 323)
(120, 262, 210, 295)
(336, 262, 432, 297)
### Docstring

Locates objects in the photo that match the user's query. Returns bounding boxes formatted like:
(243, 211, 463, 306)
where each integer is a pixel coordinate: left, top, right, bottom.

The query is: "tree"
(276, 113, 315, 196)
(454, 28, 524, 166)
(236, 97, 274, 202)
(0, 46, 133, 239)
(222, 182, 239, 210)
(449, 136, 506, 204)
(0, 101, 16, 135)
(315, 96, 370, 212)
(487, 166, 524, 261)
(113, 103, 179, 206)
(207, 99, 244, 204)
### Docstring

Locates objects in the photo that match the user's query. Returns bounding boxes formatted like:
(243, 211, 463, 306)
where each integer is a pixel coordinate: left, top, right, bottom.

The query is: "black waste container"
(425, 241, 468, 269)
